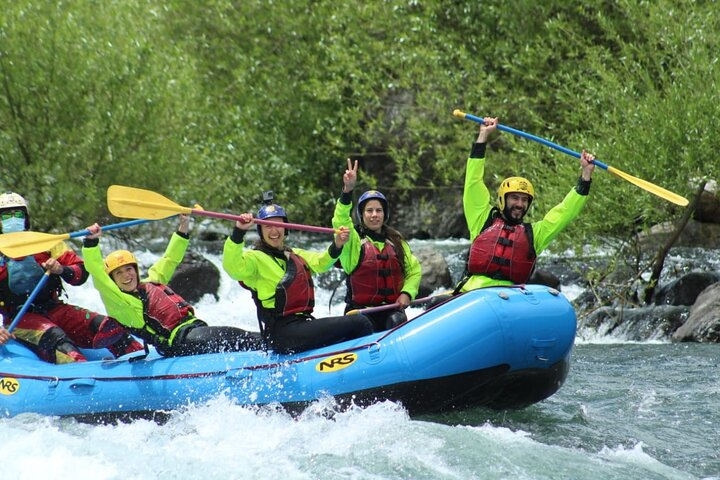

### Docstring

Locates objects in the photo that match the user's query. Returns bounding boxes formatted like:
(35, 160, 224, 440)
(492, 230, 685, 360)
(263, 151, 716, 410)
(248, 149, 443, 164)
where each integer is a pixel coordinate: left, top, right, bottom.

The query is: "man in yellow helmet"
(456, 117, 596, 292)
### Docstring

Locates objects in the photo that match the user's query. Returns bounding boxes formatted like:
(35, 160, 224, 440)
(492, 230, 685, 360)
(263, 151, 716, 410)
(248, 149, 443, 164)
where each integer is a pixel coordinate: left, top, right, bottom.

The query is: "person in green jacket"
(457, 117, 596, 293)
(332, 159, 422, 331)
(82, 215, 262, 357)
(223, 201, 373, 354)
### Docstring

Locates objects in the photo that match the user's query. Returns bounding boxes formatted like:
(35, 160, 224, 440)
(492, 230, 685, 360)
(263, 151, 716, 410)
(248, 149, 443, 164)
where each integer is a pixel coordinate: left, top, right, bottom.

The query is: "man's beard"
(502, 205, 526, 225)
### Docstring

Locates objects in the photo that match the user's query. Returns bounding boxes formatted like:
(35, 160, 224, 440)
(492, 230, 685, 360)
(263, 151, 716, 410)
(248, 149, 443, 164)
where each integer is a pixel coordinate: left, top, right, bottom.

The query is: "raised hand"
(580, 150, 596, 181)
(235, 213, 255, 231)
(343, 158, 359, 193)
(476, 117, 499, 143)
(334, 226, 350, 247)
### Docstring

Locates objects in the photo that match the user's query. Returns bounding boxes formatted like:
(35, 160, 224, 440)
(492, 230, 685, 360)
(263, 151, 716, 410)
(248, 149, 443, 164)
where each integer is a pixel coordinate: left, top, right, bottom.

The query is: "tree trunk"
(643, 181, 706, 304)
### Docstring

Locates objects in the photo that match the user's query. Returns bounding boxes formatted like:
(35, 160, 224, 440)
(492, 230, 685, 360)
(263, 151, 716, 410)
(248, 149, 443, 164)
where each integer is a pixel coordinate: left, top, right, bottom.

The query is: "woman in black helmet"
(332, 159, 422, 332)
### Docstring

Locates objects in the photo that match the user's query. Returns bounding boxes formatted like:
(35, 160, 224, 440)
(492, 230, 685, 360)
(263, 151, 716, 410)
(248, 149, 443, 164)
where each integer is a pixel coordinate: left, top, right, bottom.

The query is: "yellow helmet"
(104, 250, 138, 275)
(497, 176, 535, 210)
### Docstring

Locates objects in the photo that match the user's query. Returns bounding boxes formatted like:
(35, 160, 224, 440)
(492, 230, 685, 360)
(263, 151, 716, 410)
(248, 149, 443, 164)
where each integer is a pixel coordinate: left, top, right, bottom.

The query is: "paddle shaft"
(347, 293, 450, 315)
(0, 219, 156, 258)
(455, 111, 610, 170)
(7, 271, 51, 333)
(76, 218, 154, 238)
(454, 110, 689, 207)
(107, 185, 339, 234)
(189, 209, 337, 234)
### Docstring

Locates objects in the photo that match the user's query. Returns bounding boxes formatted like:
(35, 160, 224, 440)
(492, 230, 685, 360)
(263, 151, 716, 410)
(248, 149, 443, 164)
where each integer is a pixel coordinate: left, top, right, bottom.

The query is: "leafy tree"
(1, 0, 717, 252)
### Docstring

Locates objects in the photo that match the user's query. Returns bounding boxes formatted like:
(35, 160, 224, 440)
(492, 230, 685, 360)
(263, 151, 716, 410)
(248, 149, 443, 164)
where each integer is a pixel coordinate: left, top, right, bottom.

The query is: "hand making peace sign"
(343, 158, 358, 193)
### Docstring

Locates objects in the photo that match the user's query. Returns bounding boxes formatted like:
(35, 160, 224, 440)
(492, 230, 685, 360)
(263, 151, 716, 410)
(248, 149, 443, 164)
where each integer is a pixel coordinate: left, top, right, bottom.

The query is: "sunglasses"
(1, 210, 25, 221)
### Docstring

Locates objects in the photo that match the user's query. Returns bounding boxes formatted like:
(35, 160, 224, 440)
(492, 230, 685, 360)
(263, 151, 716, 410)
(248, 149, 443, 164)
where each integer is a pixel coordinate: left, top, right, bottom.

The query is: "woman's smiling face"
(111, 264, 139, 292)
(261, 217, 286, 248)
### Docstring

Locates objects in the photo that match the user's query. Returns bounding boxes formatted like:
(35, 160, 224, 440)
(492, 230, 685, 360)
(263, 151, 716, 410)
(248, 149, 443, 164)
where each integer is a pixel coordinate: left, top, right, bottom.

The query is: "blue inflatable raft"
(0, 285, 576, 420)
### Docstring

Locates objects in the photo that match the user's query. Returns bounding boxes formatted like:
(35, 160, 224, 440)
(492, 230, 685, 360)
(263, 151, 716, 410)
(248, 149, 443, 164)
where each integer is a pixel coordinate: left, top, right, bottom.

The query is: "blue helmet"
(257, 203, 288, 236)
(257, 203, 288, 221)
(356, 190, 389, 223)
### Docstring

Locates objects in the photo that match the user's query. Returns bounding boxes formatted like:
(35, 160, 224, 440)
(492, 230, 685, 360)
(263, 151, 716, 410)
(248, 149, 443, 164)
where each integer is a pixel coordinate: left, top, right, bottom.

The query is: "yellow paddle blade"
(107, 185, 192, 219)
(0, 231, 69, 258)
(606, 167, 689, 207)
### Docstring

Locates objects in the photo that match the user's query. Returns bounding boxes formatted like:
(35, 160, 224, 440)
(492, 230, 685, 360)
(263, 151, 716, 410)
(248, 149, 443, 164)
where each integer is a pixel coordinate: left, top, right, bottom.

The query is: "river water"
(1, 239, 718, 479)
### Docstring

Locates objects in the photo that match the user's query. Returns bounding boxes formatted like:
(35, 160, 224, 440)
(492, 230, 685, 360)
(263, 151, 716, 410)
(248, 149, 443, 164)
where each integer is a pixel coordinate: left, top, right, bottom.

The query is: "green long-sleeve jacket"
(83, 232, 191, 345)
(331, 195, 421, 302)
(222, 230, 340, 312)
(461, 143, 589, 292)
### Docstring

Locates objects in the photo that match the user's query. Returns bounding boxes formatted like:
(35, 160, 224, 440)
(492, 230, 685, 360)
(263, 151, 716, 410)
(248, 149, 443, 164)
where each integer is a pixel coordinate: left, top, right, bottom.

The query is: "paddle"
(6, 271, 51, 333)
(346, 291, 452, 315)
(0, 219, 153, 258)
(453, 110, 689, 207)
(107, 185, 338, 234)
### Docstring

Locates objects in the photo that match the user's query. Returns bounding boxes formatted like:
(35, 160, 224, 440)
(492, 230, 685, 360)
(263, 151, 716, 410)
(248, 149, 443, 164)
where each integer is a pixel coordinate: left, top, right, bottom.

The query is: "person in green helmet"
(456, 117, 596, 292)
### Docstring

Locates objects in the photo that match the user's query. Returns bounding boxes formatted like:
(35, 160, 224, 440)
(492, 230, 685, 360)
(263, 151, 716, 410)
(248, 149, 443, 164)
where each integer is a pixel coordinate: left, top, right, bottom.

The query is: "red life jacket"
(348, 238, 404, 306)
(467, 217, 536, 284)
(136, 282, 194, 341)
(274, 252, 315, 317)
(238, 249, 315, 339)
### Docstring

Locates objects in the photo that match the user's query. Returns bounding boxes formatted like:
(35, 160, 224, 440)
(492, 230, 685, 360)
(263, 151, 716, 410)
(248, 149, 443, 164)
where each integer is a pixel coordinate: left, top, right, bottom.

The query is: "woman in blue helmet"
(331, 159, 422, 332)
(222, 197, 373, 354)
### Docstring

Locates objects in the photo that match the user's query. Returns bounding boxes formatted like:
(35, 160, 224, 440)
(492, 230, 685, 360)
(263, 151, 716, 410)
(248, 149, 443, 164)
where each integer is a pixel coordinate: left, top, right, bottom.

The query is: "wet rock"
(639, 219, 720, 250)
(528, 269, 561, 290)
(672, 283, 720, 343)
(414, 247, 452, 297)
(694, 190, 720, 223)
(581, 304, 689, 341)
(653, 272, 720, 306)
(168, 249, 220, 303)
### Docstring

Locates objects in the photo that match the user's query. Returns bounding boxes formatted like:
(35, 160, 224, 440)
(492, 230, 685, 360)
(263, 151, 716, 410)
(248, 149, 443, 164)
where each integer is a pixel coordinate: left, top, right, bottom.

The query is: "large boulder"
(694, 189, 720, 223)
(528, 269, 561, 290)
(414, 247, 453, 297)
(639, 219, 720, 250)
(580, 304, 689, 341)
(653, 272, 720, 306)
(168, 250, 220, 303)
(672, 283, 720, 343)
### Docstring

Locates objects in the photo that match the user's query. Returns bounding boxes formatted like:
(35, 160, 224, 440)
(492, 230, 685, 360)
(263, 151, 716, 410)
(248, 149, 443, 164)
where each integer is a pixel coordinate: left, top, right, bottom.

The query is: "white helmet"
(0, 192, 29, 211)
(0, 192, 30, 230)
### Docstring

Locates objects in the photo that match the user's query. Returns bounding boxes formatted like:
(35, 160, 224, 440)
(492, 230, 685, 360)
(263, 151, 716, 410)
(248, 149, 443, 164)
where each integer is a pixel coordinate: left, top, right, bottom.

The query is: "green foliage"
(1, 0, 717, 246)
(0, 0, 200, 231)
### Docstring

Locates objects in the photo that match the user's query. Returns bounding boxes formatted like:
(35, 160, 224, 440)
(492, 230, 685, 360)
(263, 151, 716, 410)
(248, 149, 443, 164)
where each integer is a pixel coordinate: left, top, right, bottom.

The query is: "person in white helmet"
(0, 192, 143, 363)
